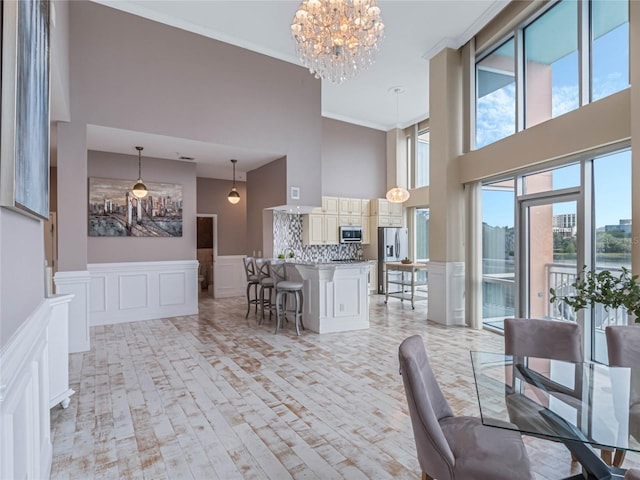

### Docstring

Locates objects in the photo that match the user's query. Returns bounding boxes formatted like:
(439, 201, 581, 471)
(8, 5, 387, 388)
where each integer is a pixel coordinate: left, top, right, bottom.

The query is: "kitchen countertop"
(289, 259, 376, 268)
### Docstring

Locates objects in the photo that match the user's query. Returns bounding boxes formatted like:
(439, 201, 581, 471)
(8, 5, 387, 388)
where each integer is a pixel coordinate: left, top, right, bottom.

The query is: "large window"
(591, 0, 629, 101)
(476, 38, 515, 148)
(592, 150, 631, 362)
(415, 208, 430, 262)
(474, 0, 629, 148)
(481, 180, 515, 330)
(524, 1, 579, 127)
(415, 130, 430, 188)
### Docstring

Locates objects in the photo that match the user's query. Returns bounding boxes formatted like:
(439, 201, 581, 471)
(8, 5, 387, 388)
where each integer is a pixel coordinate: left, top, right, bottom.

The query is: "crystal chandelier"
(290, 0, 384, 84)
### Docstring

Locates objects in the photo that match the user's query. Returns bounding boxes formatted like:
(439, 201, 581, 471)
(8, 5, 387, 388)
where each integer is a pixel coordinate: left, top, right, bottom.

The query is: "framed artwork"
(0, 0, 51, 220)
(88, 177, 183, 237)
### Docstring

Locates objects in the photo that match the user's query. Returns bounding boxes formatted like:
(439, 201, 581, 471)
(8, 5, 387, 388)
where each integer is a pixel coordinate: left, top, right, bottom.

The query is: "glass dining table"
(471, 351, 640, 480)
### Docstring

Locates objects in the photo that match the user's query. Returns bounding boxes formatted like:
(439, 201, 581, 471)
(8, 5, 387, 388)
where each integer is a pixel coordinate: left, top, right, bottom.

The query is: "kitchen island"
(291, 261, 374, 334)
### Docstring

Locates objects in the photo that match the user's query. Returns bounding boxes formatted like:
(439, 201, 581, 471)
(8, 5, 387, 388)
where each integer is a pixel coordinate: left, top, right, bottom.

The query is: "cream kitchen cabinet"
(361, 199, 370, 216)
(303, 214, 339, 245)
(371, 198, 404, 228)
(339, 198, 363, 215)
(311, 196, 340, 215)
(371, 198, 403, 217)
(338, 215, 363, 227)
(361, 215, 370, 244)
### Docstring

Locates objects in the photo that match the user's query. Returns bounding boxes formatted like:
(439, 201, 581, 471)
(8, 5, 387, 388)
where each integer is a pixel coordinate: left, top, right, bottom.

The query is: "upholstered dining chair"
(625, 468, 640, 480)
(398, 335, 533, 480)
(605, 325, 640, 467)
(242, 257, 260, 319)
(504, 318, 584, 460)
(504, 318, 584, 363)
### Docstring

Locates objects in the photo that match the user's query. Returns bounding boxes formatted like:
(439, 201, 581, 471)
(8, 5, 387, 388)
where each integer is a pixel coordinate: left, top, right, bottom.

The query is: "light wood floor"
(50, 295, 639, 479)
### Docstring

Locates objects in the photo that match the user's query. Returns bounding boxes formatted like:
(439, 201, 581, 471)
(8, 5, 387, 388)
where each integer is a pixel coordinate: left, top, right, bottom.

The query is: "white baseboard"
(214, 256, 246, 298)
(87, 260, 199, 326)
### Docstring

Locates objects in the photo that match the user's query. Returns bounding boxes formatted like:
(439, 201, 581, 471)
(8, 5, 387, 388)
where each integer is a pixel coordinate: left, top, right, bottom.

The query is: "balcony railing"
(546, 263, 628, 331)
(482, 261, 629, 332)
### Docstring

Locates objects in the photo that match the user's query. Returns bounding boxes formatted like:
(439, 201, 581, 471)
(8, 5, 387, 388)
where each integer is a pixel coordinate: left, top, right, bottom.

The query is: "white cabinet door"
(378, 215, 392, 227)
(372, 198, 391, 216)
(339, 198, 362, 215)
(303, 214, 325, 245)
(361, 216, 370, 244)
(389, 201, 403, 216)
(324, 215, 339, 244)
(389, 216, 403, 227)
(369, 263, 377, 293)
(361, 199, 370, 216)
(339, 215, 363, 226)
(323, 196, 340, 214)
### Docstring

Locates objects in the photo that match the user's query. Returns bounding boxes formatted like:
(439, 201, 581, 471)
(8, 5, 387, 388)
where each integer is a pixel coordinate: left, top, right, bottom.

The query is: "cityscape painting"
(88, 177, 183, 237)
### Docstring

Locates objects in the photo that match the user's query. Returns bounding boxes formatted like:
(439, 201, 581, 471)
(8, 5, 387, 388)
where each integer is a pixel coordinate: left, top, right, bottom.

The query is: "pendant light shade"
(386, 187, 410, 203)
(228, 159, 240, 204)
(132, 146, 148, 198)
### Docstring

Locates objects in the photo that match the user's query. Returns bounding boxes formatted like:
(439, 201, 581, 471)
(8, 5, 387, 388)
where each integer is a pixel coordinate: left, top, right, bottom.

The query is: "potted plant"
(550, 266, 640, 323)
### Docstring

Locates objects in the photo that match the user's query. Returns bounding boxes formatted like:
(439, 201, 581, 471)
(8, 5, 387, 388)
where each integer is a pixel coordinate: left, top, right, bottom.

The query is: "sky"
(479, 19, 630, 230)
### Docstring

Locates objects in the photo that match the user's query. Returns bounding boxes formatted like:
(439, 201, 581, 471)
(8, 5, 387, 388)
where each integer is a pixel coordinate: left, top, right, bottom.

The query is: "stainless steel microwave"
(339, 226, 363, 243)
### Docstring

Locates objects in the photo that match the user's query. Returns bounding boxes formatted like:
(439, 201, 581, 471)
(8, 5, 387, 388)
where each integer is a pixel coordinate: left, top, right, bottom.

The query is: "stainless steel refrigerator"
(377, 227, 409, 294)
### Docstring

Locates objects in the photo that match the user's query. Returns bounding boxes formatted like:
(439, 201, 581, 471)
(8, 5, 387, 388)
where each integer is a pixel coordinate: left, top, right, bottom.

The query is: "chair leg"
(422, 472, 434, 480)
(600, 448, 612, 465)
(258, 286, 265, 325)
(275, 291, 282, 334)
(613, 448, 626, 467)
(245, 282, 252, 319)
(294, 291, 301, 336)
(253, 283, 259, 314)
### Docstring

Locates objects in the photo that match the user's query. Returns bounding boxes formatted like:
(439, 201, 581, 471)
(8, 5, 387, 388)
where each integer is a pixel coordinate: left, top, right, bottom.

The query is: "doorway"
(518, 194, 580, 320)
(44, 212, 57, 295)
(196, 214, 217, 297)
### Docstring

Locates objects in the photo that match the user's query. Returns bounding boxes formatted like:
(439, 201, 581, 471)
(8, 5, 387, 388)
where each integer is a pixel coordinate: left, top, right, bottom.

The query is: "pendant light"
(228, 159, 240, 204)
(385, 87, 410, 204)
(132, 146, 148, 198)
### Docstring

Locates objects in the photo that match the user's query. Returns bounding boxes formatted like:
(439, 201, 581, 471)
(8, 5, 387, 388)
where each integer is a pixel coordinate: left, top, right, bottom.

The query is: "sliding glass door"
(519, 195, 579, 321)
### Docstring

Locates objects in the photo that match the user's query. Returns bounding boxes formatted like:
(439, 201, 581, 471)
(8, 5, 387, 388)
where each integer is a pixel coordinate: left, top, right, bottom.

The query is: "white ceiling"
(87, 0, 508, 177)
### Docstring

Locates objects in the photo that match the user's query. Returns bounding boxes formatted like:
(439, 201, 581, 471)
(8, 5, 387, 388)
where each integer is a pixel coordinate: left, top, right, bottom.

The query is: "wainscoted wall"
(272, 211, 362, 262)
(0, 296, 73, 480)
(87, 260, 198, 326)
(213, 256, 246, 298)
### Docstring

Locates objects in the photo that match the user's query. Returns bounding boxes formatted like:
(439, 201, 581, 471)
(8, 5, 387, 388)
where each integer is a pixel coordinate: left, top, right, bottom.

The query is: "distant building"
(552, 213, 576, 237)
(605, 219, 632, 234)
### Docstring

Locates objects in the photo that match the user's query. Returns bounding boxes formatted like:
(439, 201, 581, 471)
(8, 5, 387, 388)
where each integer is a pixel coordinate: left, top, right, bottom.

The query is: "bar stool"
(242, 256, 260, 318)
(255, 258, 275, 323)
(270, 261, 304, 336)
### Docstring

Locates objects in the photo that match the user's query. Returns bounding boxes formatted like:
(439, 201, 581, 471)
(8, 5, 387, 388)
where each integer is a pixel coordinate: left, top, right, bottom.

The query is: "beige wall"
(246, 158, 287, 257)
(322, 118, 386, 198)
(56, 1, 321, 272)
(87, 151, 196, 263)
(196, 177, 247, 256)
(0, 209, 46, 348)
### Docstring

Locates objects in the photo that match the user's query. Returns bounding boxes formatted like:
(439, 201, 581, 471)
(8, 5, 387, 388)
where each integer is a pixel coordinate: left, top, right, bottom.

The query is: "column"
(427, 48, 466, 326)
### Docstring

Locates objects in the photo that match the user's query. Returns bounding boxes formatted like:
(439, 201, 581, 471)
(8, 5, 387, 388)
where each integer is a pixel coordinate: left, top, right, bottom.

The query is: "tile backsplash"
(273, 211, 362, 262)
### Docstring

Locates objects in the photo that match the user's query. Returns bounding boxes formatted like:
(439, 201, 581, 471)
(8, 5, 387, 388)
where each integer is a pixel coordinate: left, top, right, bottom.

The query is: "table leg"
(540, 410, 626, 480)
